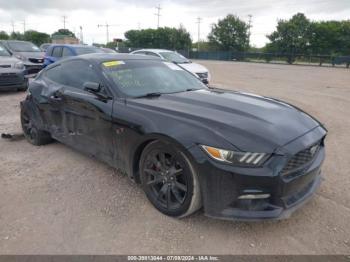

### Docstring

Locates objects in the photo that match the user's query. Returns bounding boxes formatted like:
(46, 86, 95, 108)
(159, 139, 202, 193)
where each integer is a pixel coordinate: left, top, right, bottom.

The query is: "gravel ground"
(0, 61, 349, 254)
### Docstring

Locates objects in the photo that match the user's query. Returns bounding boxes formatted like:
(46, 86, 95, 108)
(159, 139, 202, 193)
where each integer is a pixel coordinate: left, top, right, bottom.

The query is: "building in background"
(51, 35, 79, 44)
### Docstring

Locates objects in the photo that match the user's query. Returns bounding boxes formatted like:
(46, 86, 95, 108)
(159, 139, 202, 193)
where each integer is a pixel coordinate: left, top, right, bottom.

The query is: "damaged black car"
(20, 54, 327, 221)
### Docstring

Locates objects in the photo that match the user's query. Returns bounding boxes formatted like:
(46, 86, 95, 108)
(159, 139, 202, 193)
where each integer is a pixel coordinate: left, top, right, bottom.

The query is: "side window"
(134, 51, 145, 55)
(62, 47, 73, 57)
(44, 65, 62, 83)
(52, 47, 63, 58)
(146, 52, 160, 57)
(61, 60, 100, 89)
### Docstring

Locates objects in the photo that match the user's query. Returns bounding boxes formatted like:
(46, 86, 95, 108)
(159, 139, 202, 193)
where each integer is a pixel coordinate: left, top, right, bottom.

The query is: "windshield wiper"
(136, 92, 162, 98)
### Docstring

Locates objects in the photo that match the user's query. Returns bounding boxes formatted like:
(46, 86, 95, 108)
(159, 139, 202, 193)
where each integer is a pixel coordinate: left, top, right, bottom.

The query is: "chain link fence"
(116, 47, 350, 68)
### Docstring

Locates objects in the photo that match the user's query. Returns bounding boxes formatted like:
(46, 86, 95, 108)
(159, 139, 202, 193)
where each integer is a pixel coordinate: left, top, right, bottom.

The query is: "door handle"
(49, 94, 62, 102)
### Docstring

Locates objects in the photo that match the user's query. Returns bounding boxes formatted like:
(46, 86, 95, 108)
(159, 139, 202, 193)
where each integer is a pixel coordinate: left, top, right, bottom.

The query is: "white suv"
(130, 49, 210, 84)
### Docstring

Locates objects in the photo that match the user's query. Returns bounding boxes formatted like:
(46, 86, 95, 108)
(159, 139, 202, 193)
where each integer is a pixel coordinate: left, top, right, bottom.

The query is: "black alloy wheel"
(21, 110, 38, 144)
(140, 141, 201, 217)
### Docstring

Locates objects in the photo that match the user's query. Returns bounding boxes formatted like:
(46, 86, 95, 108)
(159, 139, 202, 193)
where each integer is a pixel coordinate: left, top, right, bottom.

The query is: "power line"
(154, 4, 161, 28)
(196, 17, 202, 51)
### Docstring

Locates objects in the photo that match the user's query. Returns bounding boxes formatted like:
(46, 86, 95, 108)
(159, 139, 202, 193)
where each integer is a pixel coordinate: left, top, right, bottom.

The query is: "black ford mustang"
(20, 54, 327, 220)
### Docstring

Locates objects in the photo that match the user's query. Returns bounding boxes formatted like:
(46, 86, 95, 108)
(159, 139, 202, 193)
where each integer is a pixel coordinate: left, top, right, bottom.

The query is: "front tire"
(21, 108, 52, 146)
(140, 140, 201, 218)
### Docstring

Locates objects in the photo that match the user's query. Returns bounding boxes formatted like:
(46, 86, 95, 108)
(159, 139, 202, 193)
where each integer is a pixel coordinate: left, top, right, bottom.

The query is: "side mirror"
(201, 79, 209, 85)
(83, 82, 101, 93)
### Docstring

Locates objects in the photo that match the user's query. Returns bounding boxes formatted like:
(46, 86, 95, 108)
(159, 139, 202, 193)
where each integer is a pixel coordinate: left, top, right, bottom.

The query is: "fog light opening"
(238, 194, 271, 200)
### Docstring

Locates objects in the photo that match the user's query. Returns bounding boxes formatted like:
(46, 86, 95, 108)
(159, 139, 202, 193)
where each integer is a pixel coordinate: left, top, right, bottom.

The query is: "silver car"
(0, 40, 45, 76)
(0, 45, 28, 91)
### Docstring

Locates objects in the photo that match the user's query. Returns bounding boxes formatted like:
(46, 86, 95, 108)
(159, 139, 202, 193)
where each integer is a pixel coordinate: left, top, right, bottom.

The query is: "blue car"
(43, 45, 104, 67)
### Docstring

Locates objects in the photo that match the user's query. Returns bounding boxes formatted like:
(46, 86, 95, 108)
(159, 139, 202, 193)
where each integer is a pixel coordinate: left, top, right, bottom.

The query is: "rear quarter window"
(44, 65, 63, 84)
(52, 47, 63, 58)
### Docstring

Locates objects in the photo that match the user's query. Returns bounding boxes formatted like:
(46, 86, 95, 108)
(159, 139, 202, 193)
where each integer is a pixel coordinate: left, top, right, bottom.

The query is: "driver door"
(57, 60, 115, 165)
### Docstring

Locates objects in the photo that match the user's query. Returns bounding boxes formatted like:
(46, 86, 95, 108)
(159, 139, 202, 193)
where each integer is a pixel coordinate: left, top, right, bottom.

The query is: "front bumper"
(24, 62, 43, 76)
(189, 126, 327, 221)
(0, 69, 28, 91)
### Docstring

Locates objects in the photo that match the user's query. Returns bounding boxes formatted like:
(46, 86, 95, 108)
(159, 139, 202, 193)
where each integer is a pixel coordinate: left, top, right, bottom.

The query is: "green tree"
(266, 13, 313, 63)
(124, 26, 192, 50)
(24, 30, 50, 46)
(208, 14, 249, 52)
(0, 31, 9, 40)
(10, 32, 25, 40)
(310, 20, 350, 56)
(52, 29, 76, 38)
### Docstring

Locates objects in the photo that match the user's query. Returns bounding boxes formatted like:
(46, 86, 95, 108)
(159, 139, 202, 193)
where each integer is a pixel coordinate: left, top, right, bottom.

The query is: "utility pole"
(11, 20, 15, 33)
(247, 14, 253, 48)
(62, 15, 67, 29)
(154, 4, 161, 28)
(98, 23, 118, 44)
(79, 26, 83, 44)
(21, 20, 26, 34)
(196, 17, 202, 51)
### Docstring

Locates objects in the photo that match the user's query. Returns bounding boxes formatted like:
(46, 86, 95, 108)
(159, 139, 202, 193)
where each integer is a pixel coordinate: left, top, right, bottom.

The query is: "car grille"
(0, 65, 11, 68)
(26, 66, 42, 75)
(28, 58, 44, 64)
(281, 142, 321, 175)
(196, 72, 208, 79)
(0, 73, 23, 86)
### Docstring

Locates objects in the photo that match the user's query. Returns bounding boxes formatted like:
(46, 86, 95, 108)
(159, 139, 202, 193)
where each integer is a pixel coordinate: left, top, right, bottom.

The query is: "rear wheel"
(140, 140, 201, 218)
(21, 109, 52, 146)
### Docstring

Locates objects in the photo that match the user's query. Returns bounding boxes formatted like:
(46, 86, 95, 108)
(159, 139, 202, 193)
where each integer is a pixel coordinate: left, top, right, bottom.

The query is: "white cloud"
(0, 0, 349, 47)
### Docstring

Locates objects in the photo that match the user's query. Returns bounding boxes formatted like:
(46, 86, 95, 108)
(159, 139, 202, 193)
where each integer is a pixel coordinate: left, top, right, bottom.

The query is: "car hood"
(129, 89, 321, 152)
(14, 51, 45, 59)
(178, 62, 208, 73)
(0, 56, 20, 65)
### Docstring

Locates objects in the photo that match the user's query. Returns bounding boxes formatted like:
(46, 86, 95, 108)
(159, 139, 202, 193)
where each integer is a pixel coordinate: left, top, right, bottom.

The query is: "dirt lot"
(0, 61, 349, 254)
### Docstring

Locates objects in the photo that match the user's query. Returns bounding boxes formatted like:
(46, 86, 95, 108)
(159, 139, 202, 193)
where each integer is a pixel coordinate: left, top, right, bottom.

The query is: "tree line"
(195, 13, 350, 57)
(0, 29, 76, 46)
(1, 13, 349, 60)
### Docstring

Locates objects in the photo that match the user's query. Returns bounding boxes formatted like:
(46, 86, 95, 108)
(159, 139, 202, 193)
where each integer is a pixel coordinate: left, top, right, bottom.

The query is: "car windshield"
(160, 52, 190, 64)
(0, 45, 10, 56)
(75, 47, 104, 55)
(8, 41, 41, 52)
(102, 59, 206, 98)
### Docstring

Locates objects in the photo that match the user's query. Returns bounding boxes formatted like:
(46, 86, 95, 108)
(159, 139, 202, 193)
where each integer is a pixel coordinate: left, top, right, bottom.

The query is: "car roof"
(57, 53, 162, 63)
(133, 49, 174, 54)
(1, 40, 33, 43)
(48, 44, 97, 48)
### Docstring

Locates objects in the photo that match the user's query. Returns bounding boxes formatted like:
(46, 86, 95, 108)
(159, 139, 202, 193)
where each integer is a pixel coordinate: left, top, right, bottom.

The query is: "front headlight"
(14, 62, 25, 69)
(15, 54, 25, 61)
(201, 145, 270, 167)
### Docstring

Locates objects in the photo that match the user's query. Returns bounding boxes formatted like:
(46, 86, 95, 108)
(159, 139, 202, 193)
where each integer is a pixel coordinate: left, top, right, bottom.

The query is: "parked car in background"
(43, 44, 105, 67)
(100, 47, 117, 53)
(0, 45, 28, 91)
(40, 43, 51, 52)
(0, 40, 45, 76)
(131, 49, 210, 84)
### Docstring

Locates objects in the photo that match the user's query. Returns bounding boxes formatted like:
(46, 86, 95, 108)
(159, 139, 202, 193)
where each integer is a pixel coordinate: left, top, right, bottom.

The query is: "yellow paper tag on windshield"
(103, 61, 125, 67)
